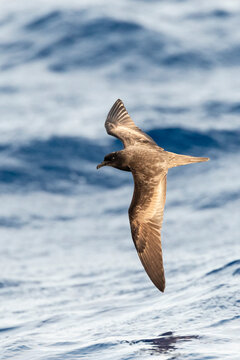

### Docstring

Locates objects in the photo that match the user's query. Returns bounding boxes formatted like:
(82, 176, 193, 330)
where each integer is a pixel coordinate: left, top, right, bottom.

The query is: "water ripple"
(206, 260, 240, 276)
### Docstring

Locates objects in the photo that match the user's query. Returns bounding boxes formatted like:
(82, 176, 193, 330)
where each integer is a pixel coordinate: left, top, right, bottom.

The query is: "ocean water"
(0, 0, 240, 359)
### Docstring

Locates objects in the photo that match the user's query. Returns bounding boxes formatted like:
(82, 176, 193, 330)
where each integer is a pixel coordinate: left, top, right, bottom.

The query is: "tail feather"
(167, 151, 209, 168)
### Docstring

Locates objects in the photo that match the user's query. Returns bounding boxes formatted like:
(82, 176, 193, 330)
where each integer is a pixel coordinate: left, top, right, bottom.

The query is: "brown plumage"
(97, 99, 209, 292)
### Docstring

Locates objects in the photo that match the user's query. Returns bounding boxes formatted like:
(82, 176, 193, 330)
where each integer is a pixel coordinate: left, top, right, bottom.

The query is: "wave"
(206, 259, 240, 276)
(0, 279, 21, 289)
(0, 136, 128, 193)
(0, 127, 239, 193)
(204, 101, 240, 116)
(2, 9, 235, 72)
(0, 326, 20, 333)
(146, 127, 240, 155)
(0, 216, 26, 228)
(25, 13, 167, 73)
(130, 332, 199, 354)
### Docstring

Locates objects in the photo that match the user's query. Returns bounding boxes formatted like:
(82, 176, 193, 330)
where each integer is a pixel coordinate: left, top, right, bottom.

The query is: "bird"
(97, 99, 209, 292)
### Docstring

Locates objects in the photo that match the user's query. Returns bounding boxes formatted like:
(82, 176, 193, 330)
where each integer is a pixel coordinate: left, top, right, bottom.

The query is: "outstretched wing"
(129, 172, 167, 292)
(105, 99, 158, 148)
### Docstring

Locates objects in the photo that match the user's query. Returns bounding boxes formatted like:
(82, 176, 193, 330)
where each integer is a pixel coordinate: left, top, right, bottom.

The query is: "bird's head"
(97, 151, 130, 171)
(97, 152, 120, 169)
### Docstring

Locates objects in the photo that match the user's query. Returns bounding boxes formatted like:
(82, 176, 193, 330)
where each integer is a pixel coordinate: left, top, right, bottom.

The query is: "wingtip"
(106, 98, 128, 126)
(114, 98, 124, 107)
(151, 277, 165, 293)
(108, 99, 124, 113)
(158, 283, 165, 293)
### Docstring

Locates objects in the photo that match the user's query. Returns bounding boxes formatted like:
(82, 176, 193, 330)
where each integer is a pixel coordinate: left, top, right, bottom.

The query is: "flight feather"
(129, 173, 167, 292)
(105, 99, 158, 148)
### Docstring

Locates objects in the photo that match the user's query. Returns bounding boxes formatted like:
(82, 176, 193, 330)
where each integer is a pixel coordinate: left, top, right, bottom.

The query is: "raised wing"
(105, 99, 158, 148)
(129, 172, 167, 292)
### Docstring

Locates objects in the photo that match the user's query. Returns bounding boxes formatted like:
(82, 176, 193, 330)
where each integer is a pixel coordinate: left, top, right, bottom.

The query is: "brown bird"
(97, 99, 209, 292)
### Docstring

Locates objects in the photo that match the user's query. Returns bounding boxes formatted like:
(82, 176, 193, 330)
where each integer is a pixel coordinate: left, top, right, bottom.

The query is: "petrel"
(97, 99, 209, 292)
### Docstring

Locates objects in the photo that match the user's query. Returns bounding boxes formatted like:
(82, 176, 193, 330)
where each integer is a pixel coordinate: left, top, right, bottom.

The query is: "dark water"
(0, 1, 240, 359)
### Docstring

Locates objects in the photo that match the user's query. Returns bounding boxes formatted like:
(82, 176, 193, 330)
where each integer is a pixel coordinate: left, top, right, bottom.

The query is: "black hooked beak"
(96, 161, 108, 169)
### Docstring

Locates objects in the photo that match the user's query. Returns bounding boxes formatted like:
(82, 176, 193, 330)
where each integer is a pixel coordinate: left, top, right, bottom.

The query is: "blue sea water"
(0, 0, 240, 359)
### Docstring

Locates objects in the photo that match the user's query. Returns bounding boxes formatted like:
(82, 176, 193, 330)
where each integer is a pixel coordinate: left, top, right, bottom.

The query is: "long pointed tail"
(167, 151, 209, 168)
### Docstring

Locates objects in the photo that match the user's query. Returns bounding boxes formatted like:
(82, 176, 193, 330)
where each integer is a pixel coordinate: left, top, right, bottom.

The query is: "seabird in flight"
(97, 99, 209, 292)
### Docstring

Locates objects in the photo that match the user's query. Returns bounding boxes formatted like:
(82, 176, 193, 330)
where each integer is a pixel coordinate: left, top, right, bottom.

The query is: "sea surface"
(0, 1, 240, 359)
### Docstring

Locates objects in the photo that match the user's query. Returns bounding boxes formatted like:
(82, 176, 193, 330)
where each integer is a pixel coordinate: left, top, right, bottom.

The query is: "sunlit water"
(0, 1, 240, 359)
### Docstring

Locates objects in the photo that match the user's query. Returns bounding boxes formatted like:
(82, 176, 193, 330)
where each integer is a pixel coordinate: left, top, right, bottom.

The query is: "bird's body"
(97, 99, 209, 292)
